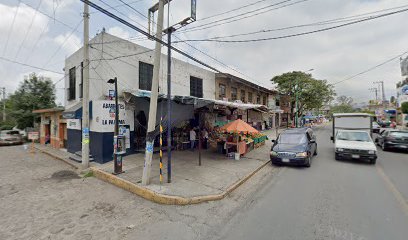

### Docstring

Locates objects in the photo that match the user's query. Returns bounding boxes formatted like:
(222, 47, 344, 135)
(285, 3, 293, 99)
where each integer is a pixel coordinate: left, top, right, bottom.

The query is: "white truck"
(331, 113, 377, 164)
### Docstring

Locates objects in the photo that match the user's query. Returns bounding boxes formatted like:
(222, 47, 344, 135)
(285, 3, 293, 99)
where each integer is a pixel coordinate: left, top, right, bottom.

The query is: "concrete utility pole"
(1, 87, 5, 122)
(369, 87, 378, 103)
(374, 81, 386, 104)
(142, 0, 165, 185)
(82, 1, 90, 169)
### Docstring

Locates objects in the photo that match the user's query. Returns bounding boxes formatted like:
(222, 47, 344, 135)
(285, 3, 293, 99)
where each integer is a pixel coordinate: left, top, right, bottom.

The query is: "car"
(334, 130, 377, 164)
(372, 121, 380, 133)
(0, 130, 24, 146)
(270, 128, 317, 167)
(375, 129, 408, 151)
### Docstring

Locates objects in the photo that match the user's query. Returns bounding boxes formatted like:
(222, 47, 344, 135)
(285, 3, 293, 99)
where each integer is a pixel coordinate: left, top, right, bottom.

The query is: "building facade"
(33, 108, 66, 149)
(63, 31, 216, 163)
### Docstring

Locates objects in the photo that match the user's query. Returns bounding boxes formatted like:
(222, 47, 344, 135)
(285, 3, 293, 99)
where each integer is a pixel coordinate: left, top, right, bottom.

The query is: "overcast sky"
(1, 0, 407, 105)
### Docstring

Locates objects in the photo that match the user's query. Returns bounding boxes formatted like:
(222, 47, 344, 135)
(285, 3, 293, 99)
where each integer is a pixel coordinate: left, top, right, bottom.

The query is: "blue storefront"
(63, 100, 135, 164)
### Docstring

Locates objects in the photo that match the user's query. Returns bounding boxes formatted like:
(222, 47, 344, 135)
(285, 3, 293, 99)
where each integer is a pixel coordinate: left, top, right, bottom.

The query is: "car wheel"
(305, 157, 311, 167)
(381, 142, 388, 151)
(313, 147, 318, 156)
(335, 153, 341, 161)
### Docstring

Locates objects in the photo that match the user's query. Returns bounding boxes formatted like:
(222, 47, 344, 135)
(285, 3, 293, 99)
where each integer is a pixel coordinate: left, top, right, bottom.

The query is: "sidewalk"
(35, 129, 277, 204)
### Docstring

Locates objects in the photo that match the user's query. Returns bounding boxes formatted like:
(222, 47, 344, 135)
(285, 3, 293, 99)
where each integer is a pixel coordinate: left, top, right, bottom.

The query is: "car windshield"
(336, 131, 371, 142)
(278, 133, 307, 144)
(389, 132, 408, 138)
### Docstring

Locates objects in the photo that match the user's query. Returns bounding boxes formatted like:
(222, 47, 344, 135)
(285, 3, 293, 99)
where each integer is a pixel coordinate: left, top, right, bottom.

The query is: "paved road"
(218, 126, 408, 240)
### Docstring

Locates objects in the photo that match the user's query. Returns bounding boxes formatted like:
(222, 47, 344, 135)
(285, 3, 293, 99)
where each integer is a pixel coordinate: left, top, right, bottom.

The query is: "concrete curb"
(34, 146, 79, 170)
(90, 160, 271, 205)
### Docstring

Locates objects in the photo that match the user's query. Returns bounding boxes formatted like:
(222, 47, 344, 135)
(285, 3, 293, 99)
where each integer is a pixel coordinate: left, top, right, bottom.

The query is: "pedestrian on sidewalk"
(190, 128, 196, 150)
(202, 128, 209, 149)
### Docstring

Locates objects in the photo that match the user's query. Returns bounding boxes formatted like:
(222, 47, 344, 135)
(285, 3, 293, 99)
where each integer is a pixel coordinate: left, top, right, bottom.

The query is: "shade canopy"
(220, 119, 259, 134)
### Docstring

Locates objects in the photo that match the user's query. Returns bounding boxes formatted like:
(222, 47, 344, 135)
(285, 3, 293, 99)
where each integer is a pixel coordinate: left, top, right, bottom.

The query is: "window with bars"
(263, 96, 267, 106)
(256, 94, 261, 104)
(248, 92, 253, 103)
(139, 61, 153, 91)
(79, 62, 83, 98)
(190, 76, 203, 98)
(231, 87, 238, 101)
(240, 90, 245, 102)
(219, 84, 226, 99)
(68, 67, 76, 101)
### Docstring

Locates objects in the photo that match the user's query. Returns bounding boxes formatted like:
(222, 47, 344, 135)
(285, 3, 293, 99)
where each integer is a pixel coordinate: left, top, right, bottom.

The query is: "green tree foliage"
(401, 102, 408, 114)
(329, 95, 356, 114)
(8, 73, 56, 129)
(271, 71, 336, 118)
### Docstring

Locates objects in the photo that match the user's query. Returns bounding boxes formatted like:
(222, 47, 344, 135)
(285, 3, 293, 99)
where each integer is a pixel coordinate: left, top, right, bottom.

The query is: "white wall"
(64, 32, 216, 109)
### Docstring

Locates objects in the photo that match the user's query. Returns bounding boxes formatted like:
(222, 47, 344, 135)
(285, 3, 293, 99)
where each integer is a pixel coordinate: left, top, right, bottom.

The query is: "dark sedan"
(270, 128, 317, 167)
(376, 130, 408, 151)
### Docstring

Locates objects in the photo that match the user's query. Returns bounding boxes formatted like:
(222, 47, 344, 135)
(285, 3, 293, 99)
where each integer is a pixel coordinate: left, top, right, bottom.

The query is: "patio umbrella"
(220, 119, 259, 134)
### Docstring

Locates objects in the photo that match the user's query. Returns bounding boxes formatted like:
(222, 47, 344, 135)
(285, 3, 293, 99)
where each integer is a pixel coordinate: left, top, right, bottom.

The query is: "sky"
(1, 0, 408, 106)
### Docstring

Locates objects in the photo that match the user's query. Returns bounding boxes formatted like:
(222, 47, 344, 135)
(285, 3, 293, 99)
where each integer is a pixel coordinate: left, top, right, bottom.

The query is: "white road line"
(376, 164, 408, 217)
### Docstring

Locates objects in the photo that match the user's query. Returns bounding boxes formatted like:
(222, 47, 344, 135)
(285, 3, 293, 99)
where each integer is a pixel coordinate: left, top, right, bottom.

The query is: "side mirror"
(271, 139, 275, 143)
(330, 136, 334, 141)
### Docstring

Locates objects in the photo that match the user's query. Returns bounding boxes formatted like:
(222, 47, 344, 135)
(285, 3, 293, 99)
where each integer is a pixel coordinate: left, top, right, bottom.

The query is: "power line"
(0, 56, 64, 75)
(41, 19, 83, 68)
(198, 0, 270, 22)
(14, 0, 43, 60)
(333, 50, 408, 85)
(177, 0, 309, 34)
(177, 8, 408, 43)
(90, 0, 146, 14)
(2, 1, 21, 57)
(196, 4, 408, 40)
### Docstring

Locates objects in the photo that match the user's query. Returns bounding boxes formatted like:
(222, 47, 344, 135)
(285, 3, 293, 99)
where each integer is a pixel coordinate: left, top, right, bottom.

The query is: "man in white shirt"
(190, 128, 196, 150)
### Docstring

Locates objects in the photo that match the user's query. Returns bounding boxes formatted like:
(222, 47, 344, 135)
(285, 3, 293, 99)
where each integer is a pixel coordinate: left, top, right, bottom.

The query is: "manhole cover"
(51, 170, 80, 180)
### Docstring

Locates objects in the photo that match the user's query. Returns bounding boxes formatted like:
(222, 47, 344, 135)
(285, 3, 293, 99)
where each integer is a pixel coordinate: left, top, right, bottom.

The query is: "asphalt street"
(218, 125, 408, 240)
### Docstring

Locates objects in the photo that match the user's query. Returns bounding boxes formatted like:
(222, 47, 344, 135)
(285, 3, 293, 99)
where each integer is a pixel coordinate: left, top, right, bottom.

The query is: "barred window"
(139, 62, 153, 91)
(241, 90, 246, 102)
(190, 76, 203, 98)
(68, 67, 76, 101)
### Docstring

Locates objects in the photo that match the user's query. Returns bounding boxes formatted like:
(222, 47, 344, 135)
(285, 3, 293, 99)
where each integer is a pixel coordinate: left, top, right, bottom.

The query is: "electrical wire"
(177, 8, 408, 43)
(2, 0, 21, 57)
(41, 19, 83, 68)
(177, 0, 309, 34)
(14, 0, 43, 60)
(194, 4, 408, 40)
(0, 56, 64, 75)
(333, 50, 408, 85)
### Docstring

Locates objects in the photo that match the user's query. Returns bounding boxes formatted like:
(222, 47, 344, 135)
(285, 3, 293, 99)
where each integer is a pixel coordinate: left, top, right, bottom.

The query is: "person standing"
(190, 128, 196, 150)
(202, 128, 209, 149)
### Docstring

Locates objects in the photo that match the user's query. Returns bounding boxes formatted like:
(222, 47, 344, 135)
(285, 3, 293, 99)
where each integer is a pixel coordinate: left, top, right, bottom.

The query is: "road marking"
(376, 164, 408, 217)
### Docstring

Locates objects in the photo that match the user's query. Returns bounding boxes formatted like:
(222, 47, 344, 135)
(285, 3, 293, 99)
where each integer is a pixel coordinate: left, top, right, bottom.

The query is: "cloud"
(107, 26, 131, 40)
(54, 32, 81, 55)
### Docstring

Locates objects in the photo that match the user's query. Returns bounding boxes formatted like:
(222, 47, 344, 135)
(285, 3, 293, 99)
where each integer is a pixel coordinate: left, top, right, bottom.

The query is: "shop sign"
(67, 119, 81, 130)
(91, 100, 134, 132)
(28, 132, 39, 140)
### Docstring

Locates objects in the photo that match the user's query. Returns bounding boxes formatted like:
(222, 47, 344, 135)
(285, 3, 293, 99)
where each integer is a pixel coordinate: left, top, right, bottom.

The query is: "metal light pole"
(295, 69, 314, 128)
(166, 27, 174, 183)
(108, 77, 123, 174)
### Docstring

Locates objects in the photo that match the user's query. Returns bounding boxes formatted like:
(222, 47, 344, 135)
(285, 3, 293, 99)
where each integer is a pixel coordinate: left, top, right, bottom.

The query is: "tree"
(402, 102, 408, 114)
(271, 71, 336, 119)
(336, 95, 354, 105)
(8, 73, 56, 129)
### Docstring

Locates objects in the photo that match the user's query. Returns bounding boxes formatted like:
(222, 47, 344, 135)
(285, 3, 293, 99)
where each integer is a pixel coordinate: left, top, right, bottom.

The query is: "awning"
(123, 90, 268, 111)
(62, 101, 93, 119)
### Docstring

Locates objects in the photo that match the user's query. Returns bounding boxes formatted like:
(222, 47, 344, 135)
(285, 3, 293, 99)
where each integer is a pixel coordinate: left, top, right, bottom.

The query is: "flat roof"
(32, 107, 64, 114)
(333, 113, 373, 117)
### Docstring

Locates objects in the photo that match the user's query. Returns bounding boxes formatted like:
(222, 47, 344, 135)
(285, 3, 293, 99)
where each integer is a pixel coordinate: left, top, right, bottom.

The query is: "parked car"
(0, 130, 24, 146)
(372, 121, 381, 133)
(333, 130, 377, 164)
(270, 128, 317, 167)
(375, 130, 408, 151)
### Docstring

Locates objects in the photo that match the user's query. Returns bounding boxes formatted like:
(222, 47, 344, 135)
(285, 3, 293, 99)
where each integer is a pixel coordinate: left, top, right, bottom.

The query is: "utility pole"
(1, 87, 5, 122)
(369, 87, 378, 103)
(166, 26, 174, 183)
(374, 81, 386, 104)
(142, 0, 165, 185)
(82, 1, 90, 169)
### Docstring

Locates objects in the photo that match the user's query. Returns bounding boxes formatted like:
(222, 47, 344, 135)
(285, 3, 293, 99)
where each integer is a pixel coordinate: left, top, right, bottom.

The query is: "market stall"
(215, 119, 267, 160)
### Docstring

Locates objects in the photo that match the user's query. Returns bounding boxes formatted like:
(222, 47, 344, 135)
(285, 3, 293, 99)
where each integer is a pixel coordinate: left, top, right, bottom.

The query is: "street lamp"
(295, 69, 314, 128)
(107, 77, 123, 175)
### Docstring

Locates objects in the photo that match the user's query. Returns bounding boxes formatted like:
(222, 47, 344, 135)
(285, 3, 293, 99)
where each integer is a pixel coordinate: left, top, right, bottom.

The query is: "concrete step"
(70, 151, 94, 162)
